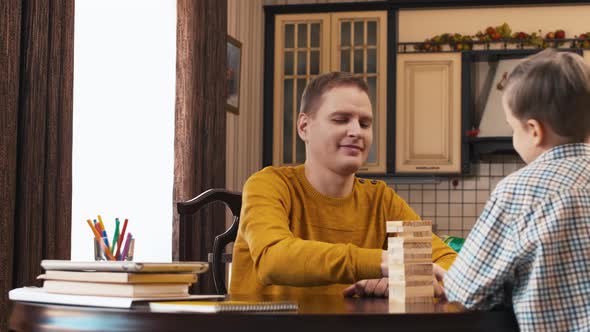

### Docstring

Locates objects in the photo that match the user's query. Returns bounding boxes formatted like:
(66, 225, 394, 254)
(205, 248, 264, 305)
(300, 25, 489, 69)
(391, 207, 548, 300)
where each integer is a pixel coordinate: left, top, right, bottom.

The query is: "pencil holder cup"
(94, 238, 135, 261)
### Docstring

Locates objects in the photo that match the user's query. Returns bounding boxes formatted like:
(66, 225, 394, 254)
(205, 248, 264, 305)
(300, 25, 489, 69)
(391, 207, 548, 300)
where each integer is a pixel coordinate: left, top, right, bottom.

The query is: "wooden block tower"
(387, 220, 434, 303)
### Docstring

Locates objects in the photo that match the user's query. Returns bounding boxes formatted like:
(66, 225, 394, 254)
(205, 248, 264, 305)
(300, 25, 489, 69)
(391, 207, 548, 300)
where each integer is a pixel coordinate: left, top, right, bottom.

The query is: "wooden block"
(386, 220, 432, 234)
(389, 274, 433, 282)
(389, 285, 434, 300)
(389, 280, 433, 287)
(388, 248, 431, 256)
(388, 300, 435, 313)
(404, 296, 434, 304)
(388, 237, 432, 248)
(389, 253, 432, 264)
(387, 220, 432, 227)
(394, 231, 433, 238)
(389, 263, 433, 278)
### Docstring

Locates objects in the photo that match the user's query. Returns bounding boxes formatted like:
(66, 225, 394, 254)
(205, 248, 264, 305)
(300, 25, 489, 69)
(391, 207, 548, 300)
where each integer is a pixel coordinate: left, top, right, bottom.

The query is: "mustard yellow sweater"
(229, 165, 457, 295)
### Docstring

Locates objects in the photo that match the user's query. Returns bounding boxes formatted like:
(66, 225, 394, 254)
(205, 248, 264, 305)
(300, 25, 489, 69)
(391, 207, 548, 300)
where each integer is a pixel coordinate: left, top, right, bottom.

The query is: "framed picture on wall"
(226, 35, 242, 114)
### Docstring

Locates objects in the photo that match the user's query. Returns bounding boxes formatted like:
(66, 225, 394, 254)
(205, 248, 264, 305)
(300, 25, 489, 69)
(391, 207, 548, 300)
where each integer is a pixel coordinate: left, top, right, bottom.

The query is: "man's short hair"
(501, 49, 590, 142)
(299, 72, 369, 115)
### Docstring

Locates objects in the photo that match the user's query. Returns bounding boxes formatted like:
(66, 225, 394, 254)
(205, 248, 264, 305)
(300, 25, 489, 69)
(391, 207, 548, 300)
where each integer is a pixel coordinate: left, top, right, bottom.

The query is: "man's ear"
(526, 118, 544, 147)
(297, 112, 309, 142)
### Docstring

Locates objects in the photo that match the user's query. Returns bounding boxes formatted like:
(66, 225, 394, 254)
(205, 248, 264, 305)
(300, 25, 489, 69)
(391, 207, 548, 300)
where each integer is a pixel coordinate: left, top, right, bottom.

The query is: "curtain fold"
(1, 0, 74, 329)
(174, 0, 227, 294)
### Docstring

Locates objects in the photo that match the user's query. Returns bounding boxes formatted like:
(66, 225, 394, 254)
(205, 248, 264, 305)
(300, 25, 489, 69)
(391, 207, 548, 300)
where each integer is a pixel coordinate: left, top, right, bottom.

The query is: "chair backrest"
(177, 188, 242, 295)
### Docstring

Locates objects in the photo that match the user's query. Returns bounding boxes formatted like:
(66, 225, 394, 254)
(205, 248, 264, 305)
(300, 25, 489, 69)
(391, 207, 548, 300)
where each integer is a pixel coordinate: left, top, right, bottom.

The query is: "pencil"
(111, 218, 120, 254)
(121, 233, 133, 261)
(97, 215, 106, 238)
(86, 219, 116, 260)
(115, 218, 129, 260)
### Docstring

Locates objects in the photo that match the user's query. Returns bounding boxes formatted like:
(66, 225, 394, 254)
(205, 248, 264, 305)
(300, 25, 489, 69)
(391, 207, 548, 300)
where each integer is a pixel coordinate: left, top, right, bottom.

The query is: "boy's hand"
(433, 263, 447, 300)
(343, 278, 388, 297)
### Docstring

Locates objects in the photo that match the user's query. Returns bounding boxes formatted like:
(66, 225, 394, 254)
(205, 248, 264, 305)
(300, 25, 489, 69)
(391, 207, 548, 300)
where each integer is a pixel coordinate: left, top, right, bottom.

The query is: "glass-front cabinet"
(273, 11, 387, 173)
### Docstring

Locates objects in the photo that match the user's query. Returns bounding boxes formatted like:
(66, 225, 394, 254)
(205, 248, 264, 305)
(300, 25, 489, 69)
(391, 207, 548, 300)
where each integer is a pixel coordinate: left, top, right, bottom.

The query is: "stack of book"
(9, 260, 217, 308)
(386, 220, 434, 304)
(38, 260, 208, 297)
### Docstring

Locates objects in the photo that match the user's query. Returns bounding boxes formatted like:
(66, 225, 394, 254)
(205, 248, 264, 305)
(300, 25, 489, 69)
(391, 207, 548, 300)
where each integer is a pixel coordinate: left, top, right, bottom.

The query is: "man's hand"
(433, 263, 446, 299)
(343, 264, 448, 299)
(380, 250, 388, 277)
(343, 278, 388, 297)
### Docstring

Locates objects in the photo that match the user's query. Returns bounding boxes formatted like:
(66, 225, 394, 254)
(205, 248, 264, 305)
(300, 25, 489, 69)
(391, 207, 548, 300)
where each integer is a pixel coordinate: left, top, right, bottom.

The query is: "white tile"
(448, 231, 464, 239)
(436, 217, 450, 229)
(477, 203, 487, 215)
(423, 184, 436, 190)
(504, 163, 520, 176)
(436, 190, 449, 202)
(410, 184, 423, 190)
(450, 190, 462, 203)
(478, 163, 490, 176)
(423, 190, 436, 203)
(476, 176, 490, 190)
(490, 177, 504, 191)
(423, 203, 435, 217)
(490, 163, 503, 176)
(410, 190, 423, 203)
(463, 217, 477, 230)
(462, 178, 476, 190)
(463, 191, 476, 203)
(476, 190, 490, 203)
(436, 180, 449, 190)
(395, 184, 409, 190)
(436, 228, 450, 237)
(436, 203, 449, 216)
(450, 178, 462, 190)
(397, 190, 409, 202)
(450, 217, 463, 229)
(463, 204, 476, 217)
(450, 204, 462, 217)
(411, 203, 422, 216)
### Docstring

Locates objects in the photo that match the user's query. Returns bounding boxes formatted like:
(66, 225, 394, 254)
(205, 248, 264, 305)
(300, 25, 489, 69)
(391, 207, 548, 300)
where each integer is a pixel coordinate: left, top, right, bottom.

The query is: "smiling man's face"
(298, 85, 373, 176)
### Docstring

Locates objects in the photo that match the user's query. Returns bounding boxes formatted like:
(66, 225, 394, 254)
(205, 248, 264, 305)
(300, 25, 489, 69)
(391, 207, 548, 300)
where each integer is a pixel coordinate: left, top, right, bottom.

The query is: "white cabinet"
(395, 53, 462, 173)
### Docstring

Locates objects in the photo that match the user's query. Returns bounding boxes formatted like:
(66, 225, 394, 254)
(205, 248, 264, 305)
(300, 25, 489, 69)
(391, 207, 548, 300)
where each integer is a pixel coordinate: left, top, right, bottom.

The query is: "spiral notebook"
(149, 300, 298, 313)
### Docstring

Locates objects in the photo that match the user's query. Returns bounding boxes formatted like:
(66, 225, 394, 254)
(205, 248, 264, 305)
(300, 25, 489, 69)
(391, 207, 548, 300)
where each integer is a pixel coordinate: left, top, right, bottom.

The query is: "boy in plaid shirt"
(438, 49, 590, 331)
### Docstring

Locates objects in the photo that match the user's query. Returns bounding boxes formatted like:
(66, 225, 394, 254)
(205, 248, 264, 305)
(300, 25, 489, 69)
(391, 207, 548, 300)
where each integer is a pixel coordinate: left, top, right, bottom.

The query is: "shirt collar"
(532, 143, 590, 164)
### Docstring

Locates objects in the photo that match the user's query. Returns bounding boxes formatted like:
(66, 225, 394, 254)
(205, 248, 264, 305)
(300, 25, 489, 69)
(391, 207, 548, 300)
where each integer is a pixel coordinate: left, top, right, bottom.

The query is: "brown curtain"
(0, 0, 74, 329)
(173, 0, 228, 294)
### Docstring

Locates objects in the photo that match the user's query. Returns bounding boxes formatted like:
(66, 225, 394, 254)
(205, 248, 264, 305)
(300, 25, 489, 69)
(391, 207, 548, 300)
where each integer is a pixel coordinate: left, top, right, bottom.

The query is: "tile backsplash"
(383, 155, 525, 239)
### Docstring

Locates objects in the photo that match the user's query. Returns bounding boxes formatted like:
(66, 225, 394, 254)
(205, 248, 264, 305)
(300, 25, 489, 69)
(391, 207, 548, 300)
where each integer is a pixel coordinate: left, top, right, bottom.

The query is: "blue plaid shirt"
(444, 143, 590, 332)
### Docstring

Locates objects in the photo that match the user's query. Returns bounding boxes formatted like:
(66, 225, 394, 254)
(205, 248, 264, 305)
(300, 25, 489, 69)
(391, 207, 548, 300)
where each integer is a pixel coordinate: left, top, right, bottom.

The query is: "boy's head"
(500, 49, 590, 163)
(297, 72, 373, 175)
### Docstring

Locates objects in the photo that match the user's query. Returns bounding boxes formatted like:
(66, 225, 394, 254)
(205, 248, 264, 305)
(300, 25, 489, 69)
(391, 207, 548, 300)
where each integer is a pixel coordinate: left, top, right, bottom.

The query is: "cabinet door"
(331, 11, 387, 173)
(272, 12, 387, 173)
(273, 14, 331, 166)
(395, 53, 462, 173)
(584, 50, 590, 63)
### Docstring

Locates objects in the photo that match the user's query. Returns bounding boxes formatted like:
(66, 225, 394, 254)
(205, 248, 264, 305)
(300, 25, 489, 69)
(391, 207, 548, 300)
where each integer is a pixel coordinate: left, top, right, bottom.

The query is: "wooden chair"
(177, 188, 242, 295)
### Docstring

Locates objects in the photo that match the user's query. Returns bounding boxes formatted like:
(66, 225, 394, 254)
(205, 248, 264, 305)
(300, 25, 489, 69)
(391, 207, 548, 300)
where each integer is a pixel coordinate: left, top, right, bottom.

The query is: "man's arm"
(443, 196, 517, 309)
(241, 172, 383, 287)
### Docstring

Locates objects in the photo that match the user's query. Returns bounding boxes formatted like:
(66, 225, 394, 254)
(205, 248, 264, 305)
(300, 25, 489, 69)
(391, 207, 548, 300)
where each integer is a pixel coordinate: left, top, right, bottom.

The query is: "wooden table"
(9, 295, 518, 332)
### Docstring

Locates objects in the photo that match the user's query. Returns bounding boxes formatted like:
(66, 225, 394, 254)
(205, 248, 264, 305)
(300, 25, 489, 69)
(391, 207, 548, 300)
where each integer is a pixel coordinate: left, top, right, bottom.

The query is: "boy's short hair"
(501, 49, 590, 142)
(299, 72, 369, 115)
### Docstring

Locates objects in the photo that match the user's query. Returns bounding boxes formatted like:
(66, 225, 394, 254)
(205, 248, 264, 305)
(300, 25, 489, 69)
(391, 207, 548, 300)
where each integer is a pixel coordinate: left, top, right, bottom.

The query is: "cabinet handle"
(415, 166, 440, 170)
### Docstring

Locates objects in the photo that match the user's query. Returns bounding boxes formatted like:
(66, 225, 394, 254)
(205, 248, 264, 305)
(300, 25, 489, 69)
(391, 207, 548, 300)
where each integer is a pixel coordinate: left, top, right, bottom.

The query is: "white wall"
(399, 4, 590, 42)
(72, 0, 176, 262)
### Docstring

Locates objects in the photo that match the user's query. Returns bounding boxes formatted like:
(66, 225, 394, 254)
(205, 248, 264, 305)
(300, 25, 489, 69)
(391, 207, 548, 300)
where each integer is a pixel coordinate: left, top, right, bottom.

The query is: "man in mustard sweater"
(230, 72, 456, 297)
